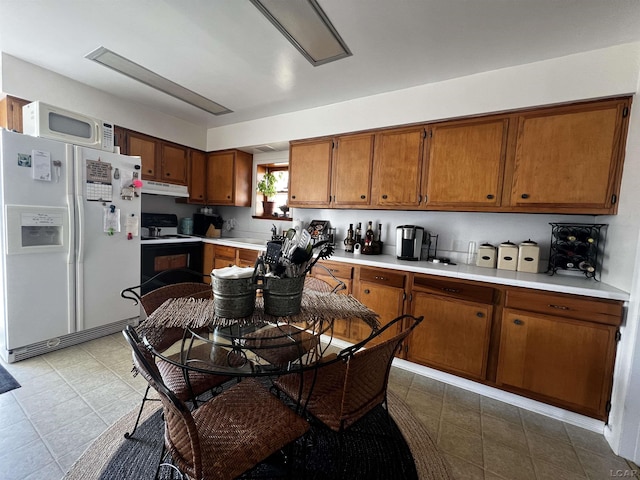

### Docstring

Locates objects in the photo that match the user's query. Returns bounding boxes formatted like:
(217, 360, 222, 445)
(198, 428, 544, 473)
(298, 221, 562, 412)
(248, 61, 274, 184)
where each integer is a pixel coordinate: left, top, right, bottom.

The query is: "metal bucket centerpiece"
(211, 266, 256, 318)
(262, 274, 306, 317)
(255, 227, 336, 317)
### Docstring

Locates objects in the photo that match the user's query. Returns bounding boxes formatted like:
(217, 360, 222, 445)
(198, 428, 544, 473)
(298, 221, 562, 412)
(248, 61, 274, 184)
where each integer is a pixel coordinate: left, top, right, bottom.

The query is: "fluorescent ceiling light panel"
(85, 47, 232, 115)
(251, 0, 352, 66)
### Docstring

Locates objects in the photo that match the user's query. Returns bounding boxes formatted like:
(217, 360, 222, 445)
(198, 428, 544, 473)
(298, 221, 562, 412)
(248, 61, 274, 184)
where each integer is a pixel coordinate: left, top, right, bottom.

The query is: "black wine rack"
(547, 223, 607, 279)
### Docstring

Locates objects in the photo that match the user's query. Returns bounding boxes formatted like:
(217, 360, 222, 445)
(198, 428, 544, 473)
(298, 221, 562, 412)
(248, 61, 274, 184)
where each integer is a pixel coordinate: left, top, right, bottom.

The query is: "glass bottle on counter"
(344, 224, 355, 253)
(362, 221, 375, 254)
(355, 222, 362, 246)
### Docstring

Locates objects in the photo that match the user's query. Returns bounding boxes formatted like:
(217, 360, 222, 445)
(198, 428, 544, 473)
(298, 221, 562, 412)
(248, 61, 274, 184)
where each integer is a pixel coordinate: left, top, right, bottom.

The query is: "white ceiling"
(1, 0, 640, 130)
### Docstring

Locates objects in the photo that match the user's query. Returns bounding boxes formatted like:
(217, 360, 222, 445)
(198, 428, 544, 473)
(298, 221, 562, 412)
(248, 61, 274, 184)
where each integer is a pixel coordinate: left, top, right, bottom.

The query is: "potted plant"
(257, 172, 280, 216)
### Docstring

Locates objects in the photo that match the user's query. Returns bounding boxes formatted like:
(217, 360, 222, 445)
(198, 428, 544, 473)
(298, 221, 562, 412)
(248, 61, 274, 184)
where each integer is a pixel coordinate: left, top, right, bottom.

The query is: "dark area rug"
(101, 405, 417, 480)
(65, 390, 453, 480)
(0, 363, 20, 395)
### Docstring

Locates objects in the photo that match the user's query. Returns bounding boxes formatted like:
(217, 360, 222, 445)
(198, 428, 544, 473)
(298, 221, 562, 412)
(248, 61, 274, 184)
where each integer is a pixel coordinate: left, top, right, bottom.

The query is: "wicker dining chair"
(122, 325, 230, 439)
(274, 314, 424, 432)
(119, 277, 227, 439)
(123, 325, 310, 480)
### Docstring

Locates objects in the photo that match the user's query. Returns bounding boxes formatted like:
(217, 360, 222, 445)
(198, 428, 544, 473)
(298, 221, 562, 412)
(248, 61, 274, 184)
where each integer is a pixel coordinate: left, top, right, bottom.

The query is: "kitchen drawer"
(359, 267, 405, 289)
(505, 289, 623, 326)
(214, 245, 236, 260)
(315, 260, 353, 279)
(413, 274, 495, 304)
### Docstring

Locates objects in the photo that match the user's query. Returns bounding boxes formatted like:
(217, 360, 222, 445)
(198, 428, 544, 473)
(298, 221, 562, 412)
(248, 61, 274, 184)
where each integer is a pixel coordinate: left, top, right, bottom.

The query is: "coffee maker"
(396, 225, 425, 260)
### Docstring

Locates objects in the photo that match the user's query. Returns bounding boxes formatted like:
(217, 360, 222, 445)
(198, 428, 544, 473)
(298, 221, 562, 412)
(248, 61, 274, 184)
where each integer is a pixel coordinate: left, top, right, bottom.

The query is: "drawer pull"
(548, 304, 570, 310)
(513, 319, 524, 325)
(442, 287, 461, 294)
(364, 289, 371, 294)
(374, 276, 387, 281)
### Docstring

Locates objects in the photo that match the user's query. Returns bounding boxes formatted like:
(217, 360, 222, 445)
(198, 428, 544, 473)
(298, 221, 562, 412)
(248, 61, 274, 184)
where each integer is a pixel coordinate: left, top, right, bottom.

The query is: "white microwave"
(22, 101, 114, 152)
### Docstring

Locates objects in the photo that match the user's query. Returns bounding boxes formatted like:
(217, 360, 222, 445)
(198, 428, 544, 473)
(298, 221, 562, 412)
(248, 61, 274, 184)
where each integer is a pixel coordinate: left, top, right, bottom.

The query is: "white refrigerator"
(0, 129, 141, 362)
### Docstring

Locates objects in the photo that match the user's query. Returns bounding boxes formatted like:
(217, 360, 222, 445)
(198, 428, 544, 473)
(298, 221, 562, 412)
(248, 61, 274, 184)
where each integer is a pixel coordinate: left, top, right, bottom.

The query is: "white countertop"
(201, 237, 629, 301)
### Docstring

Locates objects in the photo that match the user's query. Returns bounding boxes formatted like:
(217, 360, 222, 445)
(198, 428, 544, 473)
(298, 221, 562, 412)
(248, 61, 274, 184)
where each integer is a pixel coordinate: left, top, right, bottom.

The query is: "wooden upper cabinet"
(126, 130, 188, 185)
(507, 98, 630, 213)
(331, 133, 374, 206)
(0, 95, 30, 132)
(372, 126, 426, 207)
(288, 138, 333, 207)
(160, 143, 188, 184)
(128, 132, 158, 179)
(206, 149, 252, 206)
(188, 149, 207, 203)
(424, 118, 508, 209)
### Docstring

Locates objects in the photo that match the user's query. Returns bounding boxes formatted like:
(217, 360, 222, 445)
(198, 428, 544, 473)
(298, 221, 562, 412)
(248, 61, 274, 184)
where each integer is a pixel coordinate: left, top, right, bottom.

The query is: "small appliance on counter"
(396, 225, 424, 261)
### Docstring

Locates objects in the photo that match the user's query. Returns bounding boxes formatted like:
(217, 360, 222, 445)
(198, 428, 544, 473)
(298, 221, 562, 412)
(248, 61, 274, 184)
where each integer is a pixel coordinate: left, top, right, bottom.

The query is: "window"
(255, 164, 290, 219)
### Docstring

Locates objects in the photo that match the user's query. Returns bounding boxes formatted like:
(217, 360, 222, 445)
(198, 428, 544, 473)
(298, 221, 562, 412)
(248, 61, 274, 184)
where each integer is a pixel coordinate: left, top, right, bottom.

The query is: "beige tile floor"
(0, 332, 637, 479)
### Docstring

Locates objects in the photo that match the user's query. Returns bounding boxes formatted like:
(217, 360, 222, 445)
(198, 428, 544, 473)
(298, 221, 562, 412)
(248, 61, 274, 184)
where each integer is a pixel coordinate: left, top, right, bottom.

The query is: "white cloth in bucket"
(211, 266, 254, 279)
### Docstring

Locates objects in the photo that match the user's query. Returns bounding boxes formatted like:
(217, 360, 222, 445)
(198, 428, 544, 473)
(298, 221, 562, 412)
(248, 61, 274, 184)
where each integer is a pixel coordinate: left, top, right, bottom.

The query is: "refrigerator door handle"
(74, 147, 85, 331)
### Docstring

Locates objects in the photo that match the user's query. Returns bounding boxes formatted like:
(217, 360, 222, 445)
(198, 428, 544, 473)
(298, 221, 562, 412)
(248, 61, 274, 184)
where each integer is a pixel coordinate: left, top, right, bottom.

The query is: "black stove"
(141, 234, 194, 240)
(140, 213, 203, 294)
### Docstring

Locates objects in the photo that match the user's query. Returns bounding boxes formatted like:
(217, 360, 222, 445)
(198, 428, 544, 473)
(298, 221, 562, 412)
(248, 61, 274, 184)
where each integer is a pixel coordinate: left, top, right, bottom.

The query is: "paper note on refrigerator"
(32, 150, 52, 181)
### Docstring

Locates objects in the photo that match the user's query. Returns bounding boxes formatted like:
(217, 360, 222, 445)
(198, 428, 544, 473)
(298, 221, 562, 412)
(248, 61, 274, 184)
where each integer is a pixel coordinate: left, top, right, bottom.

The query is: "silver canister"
(476, 243, 497, 268)
(497, 241, 518, 271)
(517, 239, 540, 273)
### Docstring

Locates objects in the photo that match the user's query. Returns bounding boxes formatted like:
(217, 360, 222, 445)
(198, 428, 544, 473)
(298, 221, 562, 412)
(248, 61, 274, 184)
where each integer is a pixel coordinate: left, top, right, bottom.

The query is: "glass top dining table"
(141, 288, 380, 378)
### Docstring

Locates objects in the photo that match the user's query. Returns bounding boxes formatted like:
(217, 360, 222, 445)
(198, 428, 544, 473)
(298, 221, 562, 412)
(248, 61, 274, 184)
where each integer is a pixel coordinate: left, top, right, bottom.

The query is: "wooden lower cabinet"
(496, 306, 620, 420)
(408, 292, 492, 380)
(237, 248, 259, 268)
(310, 260, 353, 340)
(352, 267, 406, 345)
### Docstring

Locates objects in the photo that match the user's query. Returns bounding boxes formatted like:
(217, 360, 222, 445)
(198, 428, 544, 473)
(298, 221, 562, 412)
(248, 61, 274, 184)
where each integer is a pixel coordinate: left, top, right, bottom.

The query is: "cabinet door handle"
(166, 172, 171, 177)
(442, 287, 461, 294)
(548, 304, 569, 310)
(360, 195, 366, 199)
(521, 193, 530, 199)
(486, 194, 494, 199)
(513, 319, 524, 325)
(291, 195, 296, 199)
(364, 289, 371, 294)
(476, 312, 484, 318)
(382, 194, 388, 199)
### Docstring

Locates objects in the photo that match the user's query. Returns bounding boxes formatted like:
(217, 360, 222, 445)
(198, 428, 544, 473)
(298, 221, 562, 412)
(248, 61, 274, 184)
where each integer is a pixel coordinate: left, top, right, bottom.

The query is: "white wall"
(0, 53, 208, 150)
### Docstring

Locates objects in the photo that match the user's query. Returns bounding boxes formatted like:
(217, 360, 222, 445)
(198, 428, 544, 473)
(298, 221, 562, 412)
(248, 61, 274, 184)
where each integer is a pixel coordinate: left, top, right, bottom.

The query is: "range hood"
(142, 180, 189, 198)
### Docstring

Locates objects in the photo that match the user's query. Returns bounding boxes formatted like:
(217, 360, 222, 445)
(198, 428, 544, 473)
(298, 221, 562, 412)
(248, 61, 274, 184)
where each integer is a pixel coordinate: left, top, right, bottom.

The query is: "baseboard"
(1, 317, 139, 363)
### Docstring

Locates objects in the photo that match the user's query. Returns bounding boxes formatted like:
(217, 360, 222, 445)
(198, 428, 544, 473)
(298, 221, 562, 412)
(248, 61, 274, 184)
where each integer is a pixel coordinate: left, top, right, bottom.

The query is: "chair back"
(339, 315, 423, 427)
(140, 282, 212, 316)
(122, 326, 203, 478)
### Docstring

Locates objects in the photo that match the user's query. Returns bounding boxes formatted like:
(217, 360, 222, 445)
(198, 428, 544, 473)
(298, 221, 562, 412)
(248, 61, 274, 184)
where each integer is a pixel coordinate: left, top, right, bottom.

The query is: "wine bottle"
(362, 221, 375, 254)
(557, 227, 577, 242)
(575, 231, 596, 243)
(578, 261, 596, 273)
(355, 222, 362, 245)
(344, 224, 355, 253)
